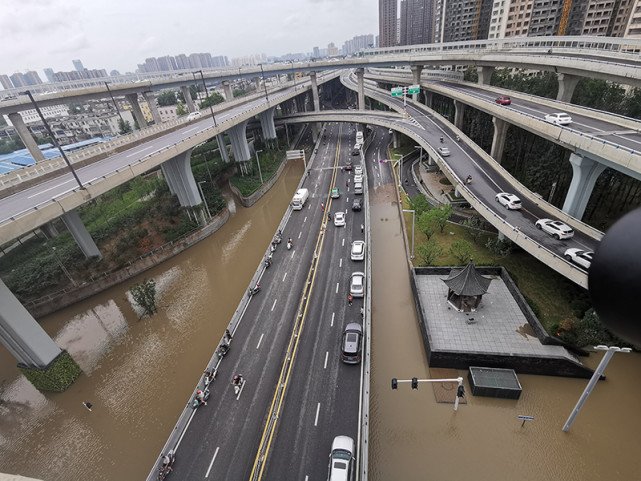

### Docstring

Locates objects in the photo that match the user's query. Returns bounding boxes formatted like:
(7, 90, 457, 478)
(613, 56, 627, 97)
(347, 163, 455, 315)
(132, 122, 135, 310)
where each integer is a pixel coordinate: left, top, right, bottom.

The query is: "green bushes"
(19, 351, 82, 392)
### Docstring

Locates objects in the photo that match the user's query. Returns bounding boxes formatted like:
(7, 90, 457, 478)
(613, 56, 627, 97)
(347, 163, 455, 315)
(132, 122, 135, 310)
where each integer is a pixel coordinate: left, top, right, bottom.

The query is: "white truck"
(291, 188, 309, 210)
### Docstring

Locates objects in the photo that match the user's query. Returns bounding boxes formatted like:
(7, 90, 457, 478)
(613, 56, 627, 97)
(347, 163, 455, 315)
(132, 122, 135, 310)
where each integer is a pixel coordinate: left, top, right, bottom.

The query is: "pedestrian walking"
(321, 203, 325, 212)
(360, 223, 364, 233)
(348, 295, 353, 306)
(360, 307, 364, 318)
(328, 213, 332, 221)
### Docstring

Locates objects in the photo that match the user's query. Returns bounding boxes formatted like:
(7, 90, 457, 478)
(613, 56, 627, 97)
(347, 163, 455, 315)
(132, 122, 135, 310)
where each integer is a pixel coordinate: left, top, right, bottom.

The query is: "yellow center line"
(249, 124, 344, 481)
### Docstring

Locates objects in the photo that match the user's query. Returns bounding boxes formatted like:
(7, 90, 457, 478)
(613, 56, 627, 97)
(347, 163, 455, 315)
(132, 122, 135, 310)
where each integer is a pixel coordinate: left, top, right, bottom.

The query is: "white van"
(187, 111, 202, 121)
(354, 182, 363, 195)
(291, 188, 309, 210)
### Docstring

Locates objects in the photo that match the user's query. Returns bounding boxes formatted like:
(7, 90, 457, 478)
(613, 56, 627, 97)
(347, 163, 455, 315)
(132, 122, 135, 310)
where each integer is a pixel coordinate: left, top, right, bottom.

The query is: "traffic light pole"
(392, 376, 465, 411)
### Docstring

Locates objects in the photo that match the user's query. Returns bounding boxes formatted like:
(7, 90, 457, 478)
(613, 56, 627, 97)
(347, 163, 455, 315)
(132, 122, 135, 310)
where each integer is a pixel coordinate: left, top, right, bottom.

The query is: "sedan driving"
(495, 192, 522, 210)
(535, 219, 574, 239)
(564, 248, 593, 270)
(438, 146, 450, 157)
(350, 272, 365, 298)
(350, 240, 365, 261)
(340, 323, 363, 364)
(495, 96, 511, 105)
(334, 212, 346, 227)
(544, 112, 572, 125)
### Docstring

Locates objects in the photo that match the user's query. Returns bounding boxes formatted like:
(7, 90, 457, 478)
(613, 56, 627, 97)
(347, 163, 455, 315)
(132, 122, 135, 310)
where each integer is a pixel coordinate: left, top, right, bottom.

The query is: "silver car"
(328, 435, 355, 481)
(350, 272, 365, 298)
(437, 146, 450, 157)
(350, 241, 365, 261)
(544, 112, 572, 125)
(341, 323, 363, 364)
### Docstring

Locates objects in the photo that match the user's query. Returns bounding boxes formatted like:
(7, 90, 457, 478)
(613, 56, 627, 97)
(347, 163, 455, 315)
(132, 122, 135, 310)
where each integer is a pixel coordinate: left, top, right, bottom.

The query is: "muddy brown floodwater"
(1, 163, 640, 481)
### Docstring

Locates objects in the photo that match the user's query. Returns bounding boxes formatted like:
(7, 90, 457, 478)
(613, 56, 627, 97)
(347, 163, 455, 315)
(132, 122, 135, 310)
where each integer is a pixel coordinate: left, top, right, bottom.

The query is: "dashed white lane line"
(282, 272, 287, 282)
(271, 299, 278, 311)
(257, 333, 264, 349)
(324, 351, 329, 369)
(314, 402, 321, 426)
(205, 446, 220, 478)
(298, 231, 302, 238)
(335, 283, 339, 294)
(331, 312, 335, 327)
(339, 258, 343, 268)
(28, 179, 74, 198)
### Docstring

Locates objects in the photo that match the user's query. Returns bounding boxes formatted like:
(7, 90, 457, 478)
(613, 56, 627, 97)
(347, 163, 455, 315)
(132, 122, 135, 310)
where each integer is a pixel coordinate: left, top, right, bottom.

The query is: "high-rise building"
(624, 0, 641, 37)
(72, 59, 84, 71)
(9, 73, 26, 88)
(313, 46, 321, 58)
(0, 74, 12, 90)
(435, 0, 494, 42)
(43, 68, 55, 83)
(379, 0, 398, 47)
(400, 0, 435, 45)
(25, 71, 43, 85)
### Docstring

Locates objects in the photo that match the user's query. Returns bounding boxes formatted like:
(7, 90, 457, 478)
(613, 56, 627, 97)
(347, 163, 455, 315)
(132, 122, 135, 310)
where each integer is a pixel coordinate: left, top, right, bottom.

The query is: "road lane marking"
(314, 403, 321, 426)
(342, 238, 345, 247)
(27, 179, 74, 198)
(324, 351, 329, 369)
(304, 216, 308, 223)
(331, 312, 335, 327)
(257, 333, 264, 349)
(335, 283, 339, 293)
(282, 272, 287, 282)
(298, 231, 302, 239)
(271, 299, 278, 311)
(339, 258, 343, 267)
(205, 447, 220, 478)
(125, 145, 154, 158)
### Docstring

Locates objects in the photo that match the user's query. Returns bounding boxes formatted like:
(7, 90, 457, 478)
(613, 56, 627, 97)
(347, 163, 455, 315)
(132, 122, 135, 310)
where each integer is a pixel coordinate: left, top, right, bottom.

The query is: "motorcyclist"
(440, 136, 444, 143)
(161, 453, 173, 471)
(466, 175, 472, 184)
(196, 390, 207, 406)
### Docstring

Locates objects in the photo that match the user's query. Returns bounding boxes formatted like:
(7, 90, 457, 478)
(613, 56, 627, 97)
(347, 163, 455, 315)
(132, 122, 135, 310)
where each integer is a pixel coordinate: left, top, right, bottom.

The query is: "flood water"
(1, 162, 640, 481)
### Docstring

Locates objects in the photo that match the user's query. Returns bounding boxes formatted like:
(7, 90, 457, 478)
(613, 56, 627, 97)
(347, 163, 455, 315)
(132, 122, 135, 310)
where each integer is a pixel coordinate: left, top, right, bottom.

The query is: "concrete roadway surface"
(167, 122, 364, 480)
(434, 80, 641, 154)
(343, 73, 599, 270)
(0, 78, 314, 225)
(263, 121, 365, 480)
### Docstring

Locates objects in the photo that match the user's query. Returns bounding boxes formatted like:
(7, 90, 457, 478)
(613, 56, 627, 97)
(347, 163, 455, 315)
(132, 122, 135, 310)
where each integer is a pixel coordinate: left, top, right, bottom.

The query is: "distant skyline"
(1, 0, 379, 77)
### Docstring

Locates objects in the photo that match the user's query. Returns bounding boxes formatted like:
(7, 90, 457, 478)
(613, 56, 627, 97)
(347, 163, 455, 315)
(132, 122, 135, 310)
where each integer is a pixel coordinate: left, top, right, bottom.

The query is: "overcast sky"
(1, 0, 380, 77)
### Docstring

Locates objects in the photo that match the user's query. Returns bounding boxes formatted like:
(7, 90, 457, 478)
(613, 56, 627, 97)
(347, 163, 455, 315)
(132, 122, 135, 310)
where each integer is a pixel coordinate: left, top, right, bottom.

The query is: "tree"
(176, 102, 188, 116)
(157, 91, 177, 106)
(409, 194, 430, 214)
(417, 210, 439, 240)
(199, 92, 225, 109)
(449, 239, 473, 264)
(485, 236, 514, 261)
(433, 205, 452, 233)
(118, 118, 132, 134)
(417, 239, 444, 266)
(462, 216, 491, 244)
(233, 88, 246, 98)
(130, 278, 157, 318)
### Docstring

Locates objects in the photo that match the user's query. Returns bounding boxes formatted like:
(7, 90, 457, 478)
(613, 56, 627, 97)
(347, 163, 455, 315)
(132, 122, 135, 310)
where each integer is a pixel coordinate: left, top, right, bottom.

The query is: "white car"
(535, 218, 574, 240)
(544, 112, 572, 125)
(353, 174, 363, 184)
(351, 240, 365, 261)
(437, 146, 450, 157)
(334, 212, 346, 227)
(354, 166, 363, 176)
(327, 435, 355, 481)
(186, 111, 202, 121)
(495, 192, 522, 210)
(350, 272, 365, 298)
(564, 248, 593, 270)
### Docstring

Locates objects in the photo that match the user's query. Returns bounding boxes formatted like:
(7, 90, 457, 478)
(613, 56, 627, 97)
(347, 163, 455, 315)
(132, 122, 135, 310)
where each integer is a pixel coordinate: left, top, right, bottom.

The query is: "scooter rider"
(196, 390, 207, 406)
(161, 453, 173, 472)
(466, 175, 472, 184)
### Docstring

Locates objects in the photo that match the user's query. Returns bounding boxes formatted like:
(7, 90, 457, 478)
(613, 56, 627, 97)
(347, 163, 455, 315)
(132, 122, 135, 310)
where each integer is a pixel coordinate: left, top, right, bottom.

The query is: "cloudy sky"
(1, 0, 379, 77)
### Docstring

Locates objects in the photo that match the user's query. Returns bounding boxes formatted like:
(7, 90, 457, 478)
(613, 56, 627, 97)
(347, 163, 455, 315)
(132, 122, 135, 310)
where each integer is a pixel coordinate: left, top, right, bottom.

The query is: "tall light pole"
(403, 209, 415, 259)
(394, 153, 403, 190)
(255, 149, 264, 185)
(289, 61, 297, 91)
(562, 345, 632, 432)
(259, 64, 269, 102)
(198, 70, 217, 127)
(197, 181, 212, 221)
(414, 144, 423, 168)
(25, 90, 83, 190)
(104, 82, 124, 125)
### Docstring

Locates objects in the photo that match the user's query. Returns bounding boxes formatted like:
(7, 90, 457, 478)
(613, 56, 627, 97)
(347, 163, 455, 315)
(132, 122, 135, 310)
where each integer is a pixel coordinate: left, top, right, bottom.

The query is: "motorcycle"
(273, 233, 282, 244)
(218, 342, 230, 358)
(265, 254, 273, 268)
(466, 175, 472, 185)
(232, 374, 245, 396)
(158, 450, 175, 480)
(248, 282, 261, 296)
(203, 369, 216, 387)
(287, 238, 293, 250)
(192, 388, 210, 409)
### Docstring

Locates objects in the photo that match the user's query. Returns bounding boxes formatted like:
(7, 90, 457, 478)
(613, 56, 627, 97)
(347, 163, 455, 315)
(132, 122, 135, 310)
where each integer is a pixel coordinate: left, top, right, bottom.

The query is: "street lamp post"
(394, 153, 403, 189)
(25, 90, 83, 190)
(403, 209, 415, 259)
(562, 345, 632, 432)
(197, 181, 212, 221)
(259, 64, 269, 102)
(255, 149, 264, 185)
(104, 82, 124, 125)
(289, 61, 297, 91)
(198, 70, 217, 127)
(414, 144, 423, 168)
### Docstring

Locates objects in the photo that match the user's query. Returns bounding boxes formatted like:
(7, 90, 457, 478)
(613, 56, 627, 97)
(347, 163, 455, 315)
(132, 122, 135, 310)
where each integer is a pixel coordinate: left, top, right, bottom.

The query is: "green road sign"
(408, 84, 420, 94)
(391, 87, 403, 97)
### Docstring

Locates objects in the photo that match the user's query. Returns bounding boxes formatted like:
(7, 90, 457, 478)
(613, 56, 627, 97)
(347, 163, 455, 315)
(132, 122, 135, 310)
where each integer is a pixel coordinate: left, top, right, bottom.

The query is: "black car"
(344, 163, 353, 171)
(352, 198, 362, 211)
(341, 323, 363, 364)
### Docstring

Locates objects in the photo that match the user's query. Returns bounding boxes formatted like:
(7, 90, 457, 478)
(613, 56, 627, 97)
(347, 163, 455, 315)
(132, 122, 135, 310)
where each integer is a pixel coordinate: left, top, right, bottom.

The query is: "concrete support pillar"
(258, 107, 277, 140)
(228, 120, 251, 162)
(411, 65, 423, 101)
(125, 93, 147, 128)
(424, 90, 433, 109)
(310, 72, 321, 111)
(393, 132, 399, 149)
(491, 117, 509, 163)
(557, 73, 581, 103)
(477, 66, 494, 85)
(217, 134, 230, 163)
(222, 80, 234, 102)
(8, 113, 45, 163)
(253, 77, 260, 91)
(61, 209, 101, 259)
(311, 124, 319, 143)
(143, 92, 162, 125)
(498, 231, 505, 241)
(356, 68, 366, 110)
(160, 149, 201, 207)
(40, 221, 59, 239)
(454, 100, 466, 130)
(562, 153, 607, 220)
(181, 86, 196, 113)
